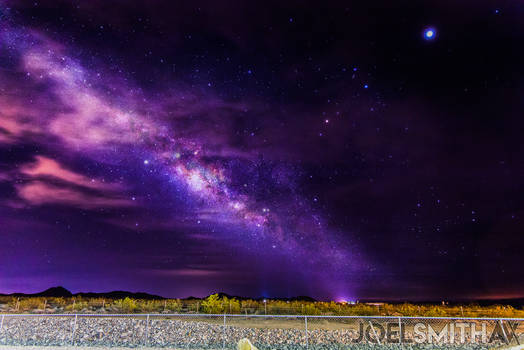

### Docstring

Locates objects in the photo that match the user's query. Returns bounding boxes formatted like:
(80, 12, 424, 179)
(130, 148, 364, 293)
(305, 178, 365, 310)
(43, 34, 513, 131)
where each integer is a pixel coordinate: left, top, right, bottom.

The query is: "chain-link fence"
(0, 314, 522, 349)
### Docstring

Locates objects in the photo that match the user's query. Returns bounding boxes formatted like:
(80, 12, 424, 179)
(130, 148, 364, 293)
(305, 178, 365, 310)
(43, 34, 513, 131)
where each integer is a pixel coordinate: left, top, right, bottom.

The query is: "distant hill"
(0, 287, 318, 302)
(0, 286, 164, 300)
(286, 296, 317, 302)
(3, 286, 73, 298)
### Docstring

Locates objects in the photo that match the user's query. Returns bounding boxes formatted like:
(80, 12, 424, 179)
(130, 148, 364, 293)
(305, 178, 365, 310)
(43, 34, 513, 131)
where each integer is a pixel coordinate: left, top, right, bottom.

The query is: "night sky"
(1, 0, 523, 301)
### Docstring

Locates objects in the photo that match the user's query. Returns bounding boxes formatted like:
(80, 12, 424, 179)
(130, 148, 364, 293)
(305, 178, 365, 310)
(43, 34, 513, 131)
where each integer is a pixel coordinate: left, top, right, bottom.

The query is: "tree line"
(1, 294, 522, 317)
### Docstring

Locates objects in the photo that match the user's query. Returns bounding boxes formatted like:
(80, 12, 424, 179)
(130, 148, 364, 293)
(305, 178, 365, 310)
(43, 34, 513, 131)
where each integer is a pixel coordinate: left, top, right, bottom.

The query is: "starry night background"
(0, 0, 523, 301)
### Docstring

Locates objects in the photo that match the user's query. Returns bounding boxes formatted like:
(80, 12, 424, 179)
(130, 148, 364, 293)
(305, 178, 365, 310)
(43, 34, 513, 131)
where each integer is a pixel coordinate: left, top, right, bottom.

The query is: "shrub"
(19, 298, 44, 311)
(165, 299, 182, 312)
(202, 294, 224, 314)
(304, 303, 321, 315)
(113, 297, 138, 313)
(65, 299, 88, 312)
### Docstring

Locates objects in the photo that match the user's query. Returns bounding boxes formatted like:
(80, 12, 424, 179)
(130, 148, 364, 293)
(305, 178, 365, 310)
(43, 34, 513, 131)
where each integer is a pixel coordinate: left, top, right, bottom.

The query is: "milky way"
(1, 0, 524, 300)
(0, 12, 359, 298)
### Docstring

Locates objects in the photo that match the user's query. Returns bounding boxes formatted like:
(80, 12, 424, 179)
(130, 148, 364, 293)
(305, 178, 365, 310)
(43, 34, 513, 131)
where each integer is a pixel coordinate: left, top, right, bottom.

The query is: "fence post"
(0, 314, 4, 343)
(222, 314, 226, 350)
(1, 315, 6, 344)
(305, 316, 308, 350)
(17, 316, 21, 345)
(145, 314, 150, 346)
(398, 317, 402, 345)
(499, 319, 509, 344)
(71, 314, 77, 346)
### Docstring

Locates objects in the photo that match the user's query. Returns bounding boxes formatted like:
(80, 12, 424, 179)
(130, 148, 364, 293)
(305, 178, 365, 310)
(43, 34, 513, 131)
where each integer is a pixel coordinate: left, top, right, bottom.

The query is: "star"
(423, 27, 437, 40)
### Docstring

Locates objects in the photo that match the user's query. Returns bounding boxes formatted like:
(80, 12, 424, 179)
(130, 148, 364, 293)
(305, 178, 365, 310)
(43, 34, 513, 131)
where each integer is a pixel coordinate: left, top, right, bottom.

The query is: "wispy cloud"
(13, 156, 133, 209)
(146, 268, 226, 277)
(0, 100, 43, 144)
(0, 171, 10, 182)
(20, 156, 123, 191)
(16, 181, 132, 209)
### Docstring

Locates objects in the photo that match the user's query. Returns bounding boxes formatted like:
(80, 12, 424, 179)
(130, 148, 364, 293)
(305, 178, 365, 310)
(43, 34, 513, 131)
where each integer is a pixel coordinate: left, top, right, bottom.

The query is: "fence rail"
(0, 313, 522, 349)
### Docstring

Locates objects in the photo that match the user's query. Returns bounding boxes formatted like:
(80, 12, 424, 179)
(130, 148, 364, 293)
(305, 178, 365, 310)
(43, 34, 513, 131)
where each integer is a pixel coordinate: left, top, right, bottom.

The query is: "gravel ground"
(0, 347, 201, 350)
(0, 316, 512, 350)
(0, 345, 196, 350)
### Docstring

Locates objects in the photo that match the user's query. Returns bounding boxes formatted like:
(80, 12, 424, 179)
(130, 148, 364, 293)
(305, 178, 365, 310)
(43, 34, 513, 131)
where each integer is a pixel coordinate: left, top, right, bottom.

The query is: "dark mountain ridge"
(0, 287, 163, 300)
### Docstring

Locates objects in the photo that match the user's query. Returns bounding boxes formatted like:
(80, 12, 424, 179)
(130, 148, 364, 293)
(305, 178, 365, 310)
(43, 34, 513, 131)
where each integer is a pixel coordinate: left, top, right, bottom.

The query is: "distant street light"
(263, 299, 267, 315)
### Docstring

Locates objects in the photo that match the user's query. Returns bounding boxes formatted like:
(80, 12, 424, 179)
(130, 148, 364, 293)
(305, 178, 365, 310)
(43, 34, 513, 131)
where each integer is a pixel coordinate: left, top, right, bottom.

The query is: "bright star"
(424, 27, 437, 40)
